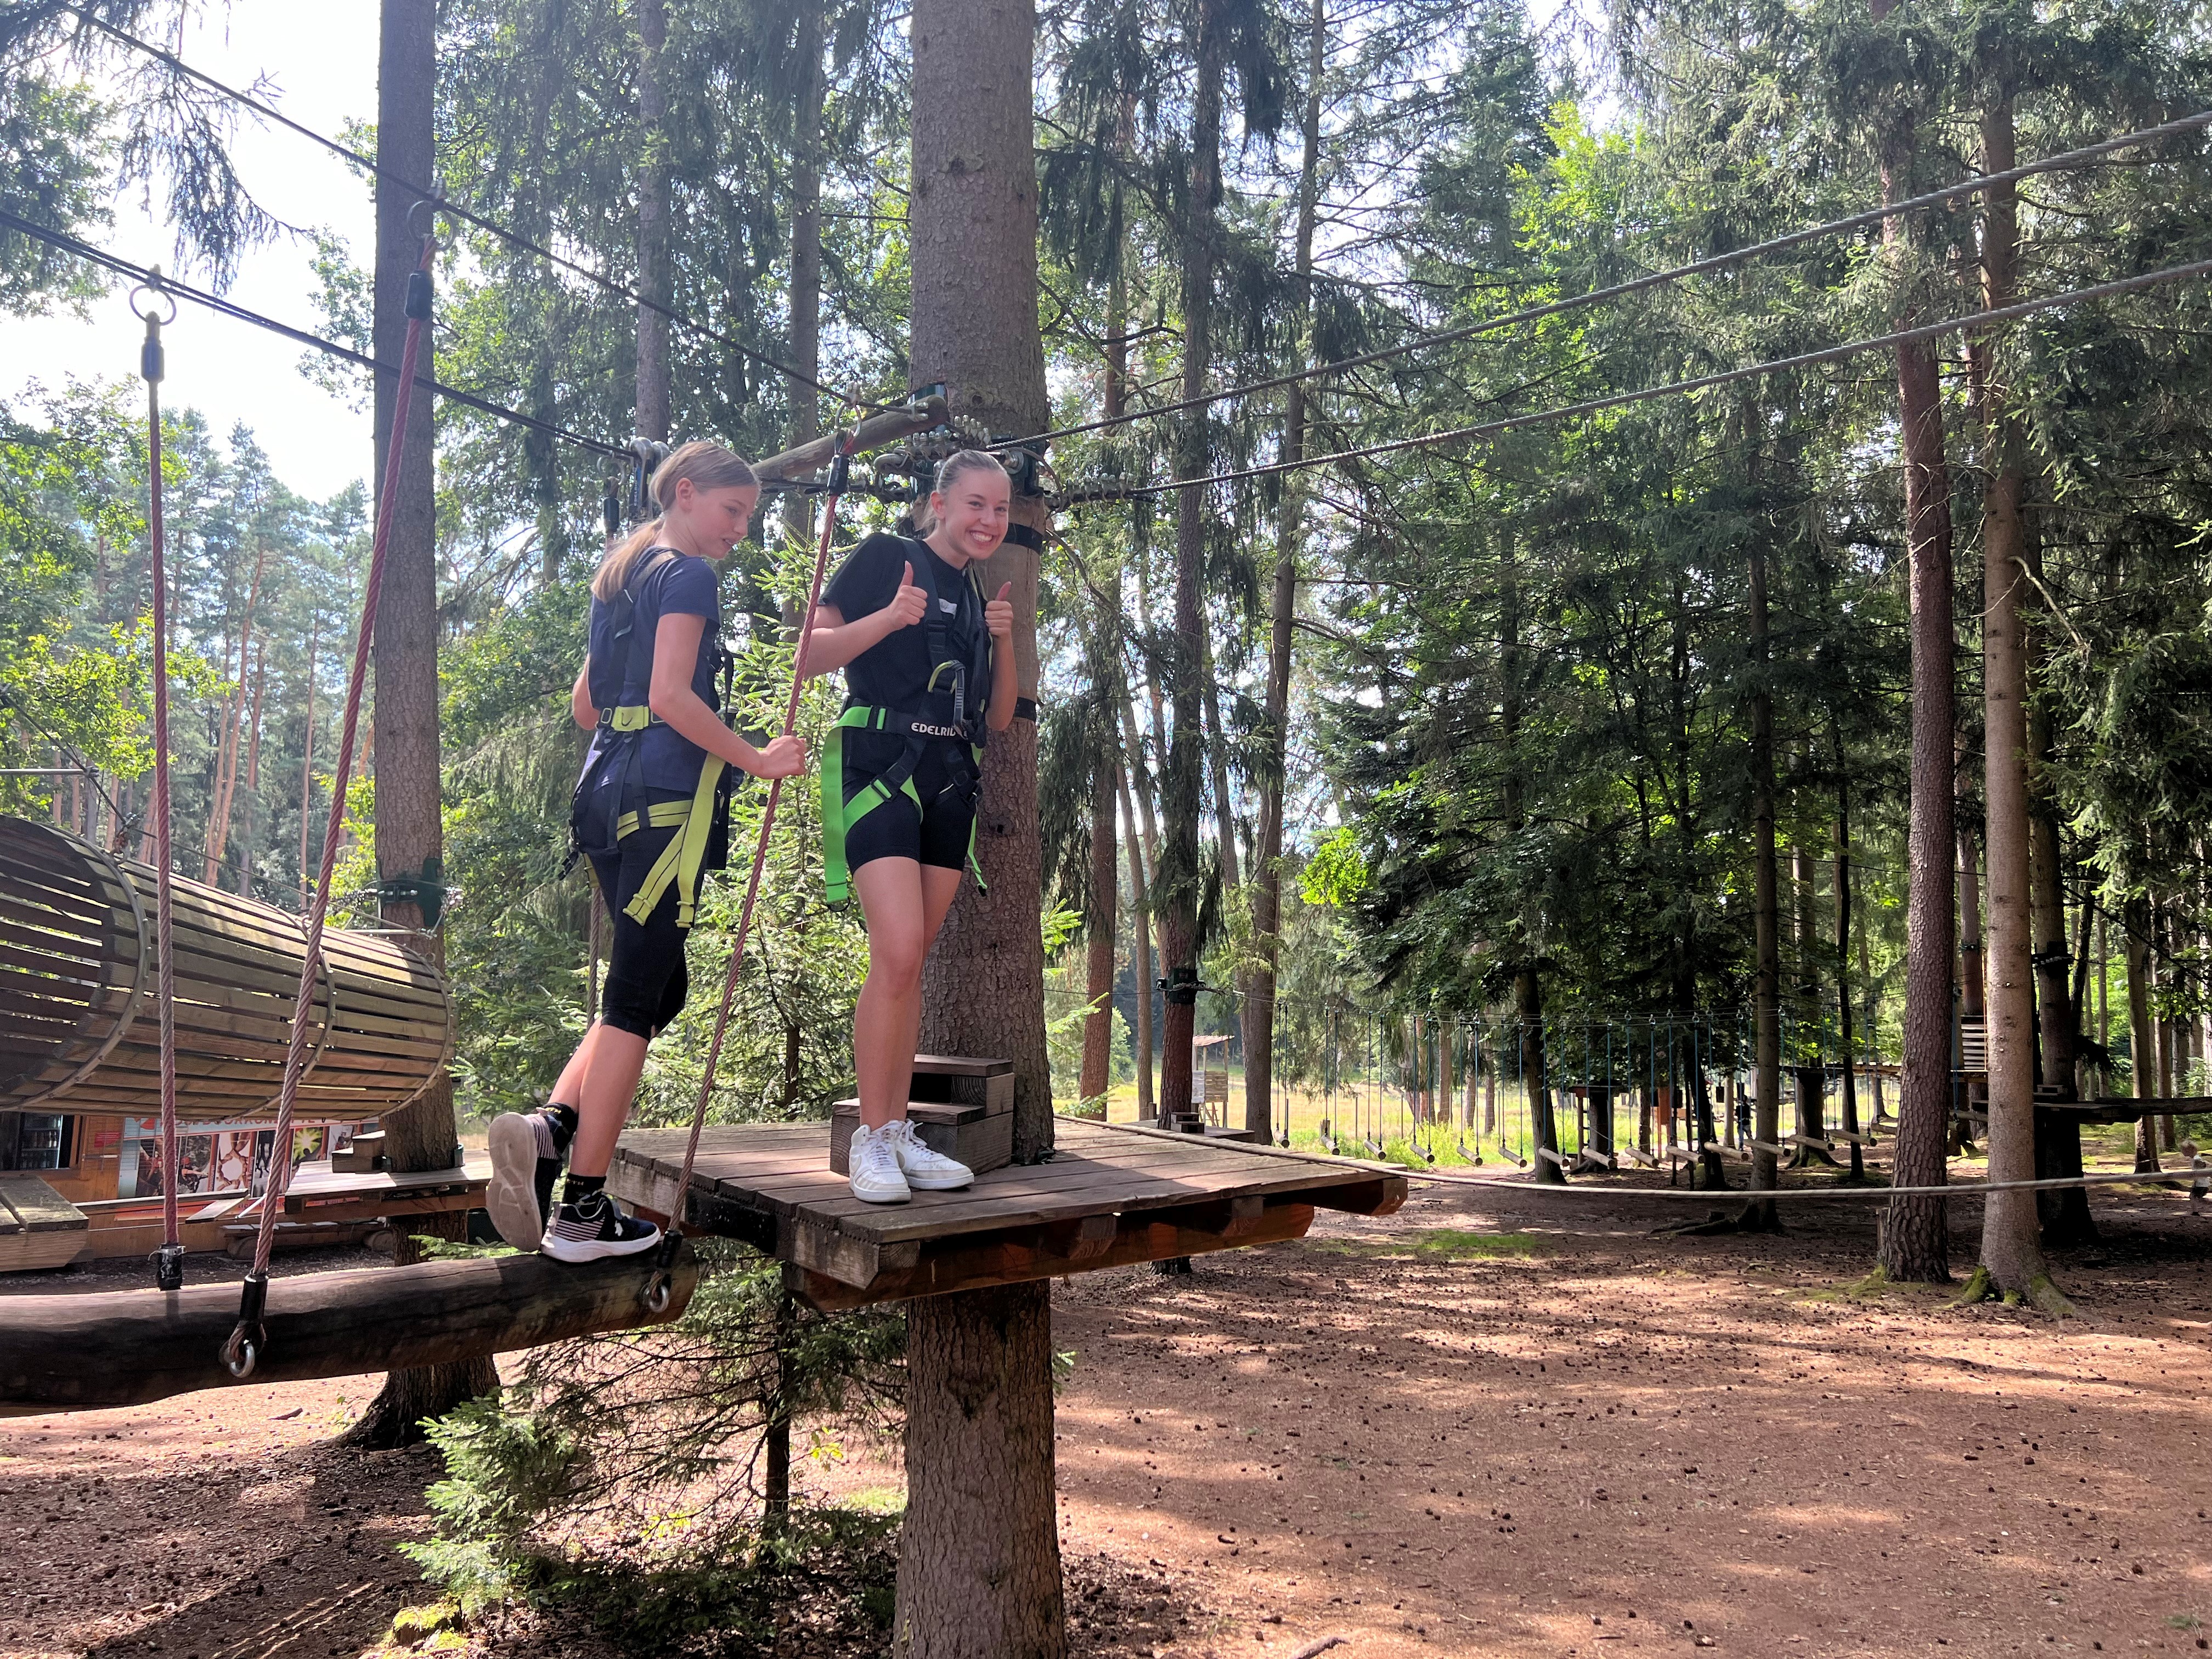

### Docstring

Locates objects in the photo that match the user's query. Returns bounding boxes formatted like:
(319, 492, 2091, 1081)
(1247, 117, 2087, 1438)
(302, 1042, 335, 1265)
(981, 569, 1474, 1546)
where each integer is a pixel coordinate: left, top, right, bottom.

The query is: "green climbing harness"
(820, 543, 994, 905)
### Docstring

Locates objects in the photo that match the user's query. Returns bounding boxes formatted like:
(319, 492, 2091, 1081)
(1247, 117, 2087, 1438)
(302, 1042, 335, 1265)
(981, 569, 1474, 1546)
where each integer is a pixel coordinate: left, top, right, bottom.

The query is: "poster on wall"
(119, 1120, 337, 1200)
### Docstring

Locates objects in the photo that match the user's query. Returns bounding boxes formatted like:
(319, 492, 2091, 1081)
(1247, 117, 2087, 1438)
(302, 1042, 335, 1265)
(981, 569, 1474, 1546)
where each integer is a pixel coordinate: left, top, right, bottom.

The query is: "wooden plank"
(0, 1176, 88, 1233)
(912, 1054, 1013, 1077)
(792, 1200, 1317, 1311)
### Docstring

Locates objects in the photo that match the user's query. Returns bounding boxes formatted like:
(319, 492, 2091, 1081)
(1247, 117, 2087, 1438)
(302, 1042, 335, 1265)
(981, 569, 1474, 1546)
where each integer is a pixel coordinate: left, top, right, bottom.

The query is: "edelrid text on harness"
(820, 539, 994, 904)
(565, 549, 735, 927)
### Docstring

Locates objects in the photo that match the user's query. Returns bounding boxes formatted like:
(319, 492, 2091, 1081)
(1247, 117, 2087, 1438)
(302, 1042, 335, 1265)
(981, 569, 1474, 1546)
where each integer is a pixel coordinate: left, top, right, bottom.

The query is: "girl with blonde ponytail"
(485, 441, 808, 1261)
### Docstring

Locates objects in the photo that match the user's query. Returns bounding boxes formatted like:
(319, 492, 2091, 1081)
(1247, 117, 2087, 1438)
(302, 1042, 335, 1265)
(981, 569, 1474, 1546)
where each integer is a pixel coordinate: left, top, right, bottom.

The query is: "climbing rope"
(642, 430, 867, 1313)
(220, 217, 441, 1379)
(134, 275, 186, 1295)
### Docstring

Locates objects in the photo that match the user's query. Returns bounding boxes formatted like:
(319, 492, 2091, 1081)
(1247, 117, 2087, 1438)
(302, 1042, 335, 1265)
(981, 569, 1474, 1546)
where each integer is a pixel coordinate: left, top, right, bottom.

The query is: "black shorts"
(586, 798, 691, 1040)
(842, 732, 978, 877)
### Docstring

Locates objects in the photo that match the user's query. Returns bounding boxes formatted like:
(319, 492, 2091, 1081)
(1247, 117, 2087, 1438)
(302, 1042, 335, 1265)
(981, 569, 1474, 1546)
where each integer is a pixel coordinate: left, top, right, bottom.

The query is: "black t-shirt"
(820, 531, 990, 717)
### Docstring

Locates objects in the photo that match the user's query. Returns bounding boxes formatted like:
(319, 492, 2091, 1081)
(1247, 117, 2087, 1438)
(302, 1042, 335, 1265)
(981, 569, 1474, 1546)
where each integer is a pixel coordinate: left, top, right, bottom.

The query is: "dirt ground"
(3, 1179, 2208, 1659)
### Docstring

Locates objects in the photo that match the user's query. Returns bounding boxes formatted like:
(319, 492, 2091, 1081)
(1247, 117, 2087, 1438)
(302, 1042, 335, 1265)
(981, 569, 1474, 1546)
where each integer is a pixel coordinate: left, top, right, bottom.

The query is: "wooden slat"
(792, 1199, 1317, 1311)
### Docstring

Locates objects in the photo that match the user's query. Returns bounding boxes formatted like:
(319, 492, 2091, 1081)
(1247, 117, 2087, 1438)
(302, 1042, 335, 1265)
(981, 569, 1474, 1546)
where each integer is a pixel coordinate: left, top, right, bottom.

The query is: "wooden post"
(895, 1281, 1065, 1658)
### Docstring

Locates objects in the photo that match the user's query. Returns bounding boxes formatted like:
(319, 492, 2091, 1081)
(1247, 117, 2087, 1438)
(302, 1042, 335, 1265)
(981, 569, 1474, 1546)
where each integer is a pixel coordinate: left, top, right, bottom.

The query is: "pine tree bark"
(1155, 0, 1226, 1126)
(1498, 527, 1560, 1183)
(1248, 0, 1324, 1149)
(783, 0, 826, 552)
(345, 0, 496, 1447)
(901, 0, 1061, 1641)
(895, 1282, 1064, 1658)
(910, 0, 1053, 1163)
(1791, 833, 1833, 1161)
(634, 0, 672, 445)
(1834, 774, 1866, 1178)
(2125, 897, 2159, 1173)
(1118, 760, 1155, 1121)
(1973, 99, 2052, 1301)
(1876, 81, 1955, 1282)
(1078, 697, 1119, 1104)
(1746, 540, 1782, 1226)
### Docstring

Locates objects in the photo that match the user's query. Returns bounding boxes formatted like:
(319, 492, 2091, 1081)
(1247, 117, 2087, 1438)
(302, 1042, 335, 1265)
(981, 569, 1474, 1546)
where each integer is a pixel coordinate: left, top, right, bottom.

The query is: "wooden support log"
(751, 396, 949, 486)
(1699, 1142, 1753, 1164)
(0, 1244, 699, 1414)
(791, 1201, 1318, 1312)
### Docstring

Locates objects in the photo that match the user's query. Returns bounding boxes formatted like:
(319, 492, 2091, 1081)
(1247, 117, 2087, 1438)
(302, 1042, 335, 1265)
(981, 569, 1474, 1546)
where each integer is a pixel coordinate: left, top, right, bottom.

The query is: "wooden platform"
(0, 1175, 87, 1274)
(610, 1117, 1406, 1311)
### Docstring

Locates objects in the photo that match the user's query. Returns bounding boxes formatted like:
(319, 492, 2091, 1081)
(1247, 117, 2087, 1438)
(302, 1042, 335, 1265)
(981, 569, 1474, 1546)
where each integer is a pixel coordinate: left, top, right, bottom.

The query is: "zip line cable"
(1077, 253, 2212, 500)
(52, 2, 894, 415)
(0, 206, 631, 461)
(1003, 105, 2212, 452)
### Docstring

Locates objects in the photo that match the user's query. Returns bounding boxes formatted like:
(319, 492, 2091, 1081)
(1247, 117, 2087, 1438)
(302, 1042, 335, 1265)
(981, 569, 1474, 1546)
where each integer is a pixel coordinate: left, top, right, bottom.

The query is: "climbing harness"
(134, 274, 186, 1295)
(219, 213, 442, 1379)
(818, 538, 995, 905)
(640, 427, 872, 1312)
(565, 546, 735, 928)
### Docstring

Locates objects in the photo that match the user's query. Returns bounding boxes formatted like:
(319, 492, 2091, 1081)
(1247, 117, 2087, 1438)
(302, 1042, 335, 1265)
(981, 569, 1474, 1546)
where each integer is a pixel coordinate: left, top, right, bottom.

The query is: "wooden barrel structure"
(0, 816, 451, 1122)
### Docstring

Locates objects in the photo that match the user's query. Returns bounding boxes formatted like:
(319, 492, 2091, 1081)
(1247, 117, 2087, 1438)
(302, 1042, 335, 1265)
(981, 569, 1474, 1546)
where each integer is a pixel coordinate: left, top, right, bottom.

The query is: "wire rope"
(1075, 254, 2212, 500)
(1001, 106, 2212, 452)
(53, 3, 894, 414)
(221, 229, 440, 1379)
(0, 205, 633, 461)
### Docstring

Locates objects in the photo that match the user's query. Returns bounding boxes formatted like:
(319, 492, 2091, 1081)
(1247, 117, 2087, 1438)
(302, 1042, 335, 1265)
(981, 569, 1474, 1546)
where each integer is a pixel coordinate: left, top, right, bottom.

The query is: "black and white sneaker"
(541, 1190, 661, 1263)
(486, 1107, 573, 1250)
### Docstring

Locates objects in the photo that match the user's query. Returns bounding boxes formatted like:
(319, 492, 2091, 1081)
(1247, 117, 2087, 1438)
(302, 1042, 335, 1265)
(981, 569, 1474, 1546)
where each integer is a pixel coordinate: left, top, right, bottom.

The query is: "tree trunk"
(634, 0, 672, 445)
(1248, 0, 1323, 1149)
(783, 0, 826, 551)
(1118, 695, 1163, 1116)
(2125, 898, 2159, 1173)
(1957, 827, 1986, 1153)
(1833, 772, 1866, 1179)
(901, 0, 1058, 1633)
(1791, 833, 1833, 1162)
(895, 1282, 1064, 1659)
(1155, 0, 1226, 1126)
(1746, 540, 1782, 1226)
(1972, 98, 2053, 1306)
(1079, 710, 1119, 1105)
(346, 0, 497, 1448)
(1499, 527, 1560, 1184)
(235, 644, 267, 895)
(911, 0, 1053, 1156)
(1877, 85, 1956, 1282)
(1118, 762, 1155, 1121)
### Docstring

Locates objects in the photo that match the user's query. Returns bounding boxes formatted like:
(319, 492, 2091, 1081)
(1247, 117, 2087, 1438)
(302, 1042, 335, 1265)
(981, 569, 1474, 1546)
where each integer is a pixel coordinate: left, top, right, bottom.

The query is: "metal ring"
(407, 199, 441, 240)
(643, 1273, 672, 1316)
(128, 283, 177, 326)
(221, 1333, 258, 1380)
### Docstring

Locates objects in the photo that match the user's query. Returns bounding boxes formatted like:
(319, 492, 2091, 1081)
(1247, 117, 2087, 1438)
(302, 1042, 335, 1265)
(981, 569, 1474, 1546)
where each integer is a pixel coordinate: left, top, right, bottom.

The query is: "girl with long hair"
(805, 450, 1017, 1200)
(486, 442, 807, 1260)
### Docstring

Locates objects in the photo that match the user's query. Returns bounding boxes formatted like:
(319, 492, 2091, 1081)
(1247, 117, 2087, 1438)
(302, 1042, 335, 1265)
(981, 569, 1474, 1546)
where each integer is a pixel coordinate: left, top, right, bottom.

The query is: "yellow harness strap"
(616, 754, 726, 927)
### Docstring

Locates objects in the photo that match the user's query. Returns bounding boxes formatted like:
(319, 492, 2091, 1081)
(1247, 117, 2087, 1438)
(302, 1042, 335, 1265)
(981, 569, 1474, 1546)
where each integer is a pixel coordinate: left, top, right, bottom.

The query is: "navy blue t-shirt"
(584, 548, 721, 794)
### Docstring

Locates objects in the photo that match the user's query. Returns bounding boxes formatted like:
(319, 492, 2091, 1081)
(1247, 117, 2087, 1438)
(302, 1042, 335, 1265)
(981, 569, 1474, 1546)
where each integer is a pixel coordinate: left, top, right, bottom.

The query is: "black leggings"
(589, 821, 690, 1039)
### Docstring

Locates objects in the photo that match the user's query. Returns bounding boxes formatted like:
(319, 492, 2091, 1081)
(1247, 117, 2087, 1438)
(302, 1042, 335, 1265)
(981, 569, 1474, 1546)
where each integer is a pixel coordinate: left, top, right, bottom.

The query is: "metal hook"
(128, 271, 178, 328)
(407, 199, 442, 241)
(643, 1273, 673, 1316)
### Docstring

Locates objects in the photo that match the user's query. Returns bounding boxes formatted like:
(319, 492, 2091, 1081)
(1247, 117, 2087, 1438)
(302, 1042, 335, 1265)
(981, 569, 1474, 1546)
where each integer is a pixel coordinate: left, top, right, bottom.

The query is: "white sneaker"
(882, 1119, 974, 1191)
(848, 1124, 911, 1204)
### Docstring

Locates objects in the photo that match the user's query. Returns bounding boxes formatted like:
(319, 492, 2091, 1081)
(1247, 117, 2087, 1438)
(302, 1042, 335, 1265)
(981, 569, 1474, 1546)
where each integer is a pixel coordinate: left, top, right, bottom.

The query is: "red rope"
(653, 435, 861, 1276)
(138, 295, 181, 1261)
(224, 233, 438, 1362)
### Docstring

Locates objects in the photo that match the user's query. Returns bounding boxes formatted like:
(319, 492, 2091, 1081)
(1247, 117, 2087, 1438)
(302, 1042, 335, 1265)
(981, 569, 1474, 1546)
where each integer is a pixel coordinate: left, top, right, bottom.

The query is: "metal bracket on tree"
(377, 856, 448, 930)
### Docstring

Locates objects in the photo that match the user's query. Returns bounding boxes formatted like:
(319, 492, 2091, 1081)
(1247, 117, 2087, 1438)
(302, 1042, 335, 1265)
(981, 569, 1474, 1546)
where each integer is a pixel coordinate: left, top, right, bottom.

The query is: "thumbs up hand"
(883, 561, 928, 629)
(985, 581, 1015, 641)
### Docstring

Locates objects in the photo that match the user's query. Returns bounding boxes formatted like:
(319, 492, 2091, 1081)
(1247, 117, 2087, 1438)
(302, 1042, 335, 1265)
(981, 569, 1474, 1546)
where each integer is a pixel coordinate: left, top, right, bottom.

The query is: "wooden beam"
(791, 1201, 1317, 1311)
(0, 1245, 699, 1414)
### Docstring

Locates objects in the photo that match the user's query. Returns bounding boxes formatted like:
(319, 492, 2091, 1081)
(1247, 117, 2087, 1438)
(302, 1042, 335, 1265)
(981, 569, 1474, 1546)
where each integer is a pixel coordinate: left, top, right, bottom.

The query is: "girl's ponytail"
(590, 441, 760, 600)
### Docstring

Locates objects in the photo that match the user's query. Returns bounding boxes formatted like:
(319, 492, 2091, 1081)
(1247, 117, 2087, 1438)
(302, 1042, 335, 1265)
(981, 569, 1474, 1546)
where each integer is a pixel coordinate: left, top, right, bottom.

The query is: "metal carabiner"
(406, 198, 443, 242)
